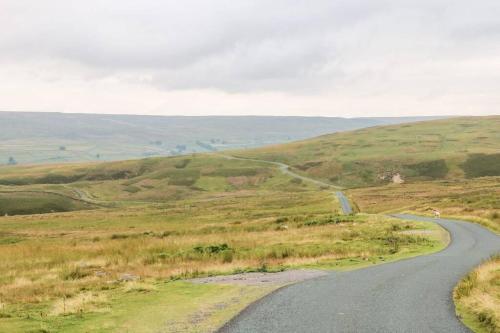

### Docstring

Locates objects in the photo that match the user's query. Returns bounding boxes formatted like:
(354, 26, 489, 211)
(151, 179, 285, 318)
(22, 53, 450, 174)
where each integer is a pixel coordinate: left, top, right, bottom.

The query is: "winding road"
(220, 154, 342, 190)
(219, 153, 499, 332)
(221, 154, 357, 214)
(220, 214, 500, 333)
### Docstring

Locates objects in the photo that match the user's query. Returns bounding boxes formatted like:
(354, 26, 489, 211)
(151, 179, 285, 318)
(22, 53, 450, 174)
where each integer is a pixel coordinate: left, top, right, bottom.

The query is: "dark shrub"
(407, 159, 449, 179)
(193, 243, 231, 255)
(461, 153, 500, 178)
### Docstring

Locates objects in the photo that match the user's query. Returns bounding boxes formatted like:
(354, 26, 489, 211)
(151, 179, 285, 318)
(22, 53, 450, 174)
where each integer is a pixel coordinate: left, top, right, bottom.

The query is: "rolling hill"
(236, 116, 500, 188)
(0, 112, 442, 165)
(0, 116, 498, 215)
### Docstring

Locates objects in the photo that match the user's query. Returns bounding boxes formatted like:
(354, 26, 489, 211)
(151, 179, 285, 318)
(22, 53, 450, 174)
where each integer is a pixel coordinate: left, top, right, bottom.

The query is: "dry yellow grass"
(0, 187, 442, 313)
(50, 292, 110, 316)
(454, 255, 500, 333)
(348, 177, 500, 233)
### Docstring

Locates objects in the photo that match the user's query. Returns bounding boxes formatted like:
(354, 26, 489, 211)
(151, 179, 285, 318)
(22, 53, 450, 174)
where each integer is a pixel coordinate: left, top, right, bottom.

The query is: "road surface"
(335, 191, 353, 214)
(219, 214, 500, 333)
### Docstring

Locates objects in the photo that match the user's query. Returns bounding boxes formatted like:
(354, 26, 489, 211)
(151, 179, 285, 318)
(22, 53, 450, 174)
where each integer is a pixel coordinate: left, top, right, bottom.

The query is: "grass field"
(0, 189, 446, 332)
(0, 154, 278, 211)
(0, 199, 445, 332)
(454, 255, 500, 333)
(348, 177, 500, 234)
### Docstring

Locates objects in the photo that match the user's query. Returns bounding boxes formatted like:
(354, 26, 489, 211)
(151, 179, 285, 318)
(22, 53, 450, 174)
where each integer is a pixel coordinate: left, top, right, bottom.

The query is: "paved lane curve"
(219, 215, 500, 333)
(335, 191, 353, 215)
(220, 154, 342, 190)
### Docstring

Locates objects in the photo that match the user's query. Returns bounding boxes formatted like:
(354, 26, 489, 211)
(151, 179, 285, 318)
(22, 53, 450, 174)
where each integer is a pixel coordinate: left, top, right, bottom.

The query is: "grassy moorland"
(0, 152, 447, 332)
(0, 116, 497, 332)
(454, 255, 500, 333)
(236, 116, 500, 188)
(0, 205, 444, 332)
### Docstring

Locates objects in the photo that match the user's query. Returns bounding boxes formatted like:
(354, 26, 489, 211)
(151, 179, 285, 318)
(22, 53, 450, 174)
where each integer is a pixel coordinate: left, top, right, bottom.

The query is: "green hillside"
(236, 116, 500, 188)
(0, 191, 95, 216)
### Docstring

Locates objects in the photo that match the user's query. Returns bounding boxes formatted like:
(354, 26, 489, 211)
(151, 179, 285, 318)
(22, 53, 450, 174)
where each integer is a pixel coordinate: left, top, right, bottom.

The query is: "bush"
(222, 250, 234, 263)
(407, 159, 449, 179)
(193, 243, 231, 255)
(206, 243, 229, 254)
(383, 233, 401, 254)
(391, 224, 402, 231)
(275, 217, 289, 223)
(110, 234, 129, 240)
(303, 215, 354, 226)
(462, 153, 500, 178)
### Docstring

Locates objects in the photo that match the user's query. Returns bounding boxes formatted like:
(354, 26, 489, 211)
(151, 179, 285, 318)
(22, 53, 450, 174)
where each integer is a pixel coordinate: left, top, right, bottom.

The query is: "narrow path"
(220, 154, 342, 190)
(219, 215, 500, 333)
(221, 154, 353, 214)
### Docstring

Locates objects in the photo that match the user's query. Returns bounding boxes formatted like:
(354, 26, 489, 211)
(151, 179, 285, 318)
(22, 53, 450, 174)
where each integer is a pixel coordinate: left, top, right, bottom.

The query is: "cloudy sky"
(1, 0, 499, 117)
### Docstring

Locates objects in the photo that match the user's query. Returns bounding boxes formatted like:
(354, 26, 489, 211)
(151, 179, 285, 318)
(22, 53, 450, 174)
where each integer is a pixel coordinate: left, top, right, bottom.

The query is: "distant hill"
(237, 116, 500, 187)
(0, 112, 442, 165)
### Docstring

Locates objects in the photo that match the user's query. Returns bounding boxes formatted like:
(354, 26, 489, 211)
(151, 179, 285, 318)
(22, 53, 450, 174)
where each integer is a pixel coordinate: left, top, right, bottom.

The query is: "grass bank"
(348, 177, 500, 234)
(454, 255, 500, 333)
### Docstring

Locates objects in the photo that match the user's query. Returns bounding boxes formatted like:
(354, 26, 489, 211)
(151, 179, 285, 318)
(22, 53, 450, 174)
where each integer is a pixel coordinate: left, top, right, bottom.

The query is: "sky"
(1, 0, 500, 117)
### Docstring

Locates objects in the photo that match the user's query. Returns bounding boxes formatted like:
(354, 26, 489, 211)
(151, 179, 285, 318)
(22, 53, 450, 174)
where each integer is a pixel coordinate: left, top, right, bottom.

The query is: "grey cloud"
(1, 0, 500, 95)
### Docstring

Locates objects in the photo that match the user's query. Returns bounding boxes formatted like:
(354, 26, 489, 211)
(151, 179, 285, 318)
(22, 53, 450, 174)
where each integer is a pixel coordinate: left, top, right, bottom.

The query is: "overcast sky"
(1, 1, 499, 117)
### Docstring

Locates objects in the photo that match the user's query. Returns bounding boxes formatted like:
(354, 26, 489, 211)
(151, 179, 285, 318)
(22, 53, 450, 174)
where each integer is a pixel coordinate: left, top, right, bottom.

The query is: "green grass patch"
(0, 281, 272, 333)
(0, 192, 93, 216)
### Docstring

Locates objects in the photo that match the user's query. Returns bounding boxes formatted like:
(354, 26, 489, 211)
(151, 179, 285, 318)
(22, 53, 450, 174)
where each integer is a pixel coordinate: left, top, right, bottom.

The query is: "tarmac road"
(336, 191, 353, 214)
(219, 214, 500, 333)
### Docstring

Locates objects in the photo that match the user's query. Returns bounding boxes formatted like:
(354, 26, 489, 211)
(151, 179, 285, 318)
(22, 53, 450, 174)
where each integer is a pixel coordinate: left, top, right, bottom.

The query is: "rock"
(392, 173, 404, 184)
